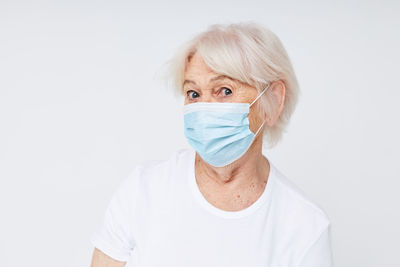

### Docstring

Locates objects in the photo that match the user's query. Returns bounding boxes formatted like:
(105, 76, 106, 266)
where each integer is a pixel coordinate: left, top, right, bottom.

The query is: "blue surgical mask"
(183, 84, 270, 167)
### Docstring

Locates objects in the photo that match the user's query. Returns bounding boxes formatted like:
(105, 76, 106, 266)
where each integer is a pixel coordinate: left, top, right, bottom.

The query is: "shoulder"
(129, 148, 193, 182)
(267, 162, 332, 264)
(120, 148, 193, 197)
(270, 162, 331, 226)
(268, 162, 331, 245)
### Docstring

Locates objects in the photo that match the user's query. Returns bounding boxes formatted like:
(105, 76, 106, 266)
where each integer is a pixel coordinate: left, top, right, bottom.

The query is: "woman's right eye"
(187, 90, 200, 99)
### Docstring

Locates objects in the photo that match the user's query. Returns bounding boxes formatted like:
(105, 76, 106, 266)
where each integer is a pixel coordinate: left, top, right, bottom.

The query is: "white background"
(1, 0, 399, 266)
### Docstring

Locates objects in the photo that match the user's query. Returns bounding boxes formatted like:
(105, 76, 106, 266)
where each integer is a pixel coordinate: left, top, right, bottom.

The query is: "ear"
(265, 80, 286, 126)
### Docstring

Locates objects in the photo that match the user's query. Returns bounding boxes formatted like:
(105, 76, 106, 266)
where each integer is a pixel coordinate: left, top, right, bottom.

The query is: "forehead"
(183, 52, 239, 86)
(184, 52, 214, 75)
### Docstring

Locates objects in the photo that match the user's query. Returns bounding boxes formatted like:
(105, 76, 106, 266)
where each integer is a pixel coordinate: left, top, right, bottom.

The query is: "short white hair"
(163, 21, 300, 148)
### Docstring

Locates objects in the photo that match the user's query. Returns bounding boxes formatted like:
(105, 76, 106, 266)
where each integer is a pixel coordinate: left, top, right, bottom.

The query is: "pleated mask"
(183, 84, 269, 167)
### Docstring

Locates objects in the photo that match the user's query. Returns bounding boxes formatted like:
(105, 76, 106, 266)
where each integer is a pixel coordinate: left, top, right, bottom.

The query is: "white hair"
(162, 21, 300, 148)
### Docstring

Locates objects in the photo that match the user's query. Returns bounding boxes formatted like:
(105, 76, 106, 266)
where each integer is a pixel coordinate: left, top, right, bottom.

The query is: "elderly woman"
(90, 22, 333, 267)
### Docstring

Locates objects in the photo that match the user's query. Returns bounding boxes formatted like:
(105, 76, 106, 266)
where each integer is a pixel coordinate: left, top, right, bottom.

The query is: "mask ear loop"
(249, 83, 271, 107)
(254, 120, 266, 137)
(250, 83, 271, 136)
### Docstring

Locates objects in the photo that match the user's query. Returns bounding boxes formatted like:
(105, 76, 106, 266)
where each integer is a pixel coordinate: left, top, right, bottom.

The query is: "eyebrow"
(182, 75, 235, 87)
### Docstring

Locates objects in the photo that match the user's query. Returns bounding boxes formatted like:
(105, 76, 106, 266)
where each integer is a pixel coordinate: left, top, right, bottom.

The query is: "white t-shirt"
(91, 148, 333, 267)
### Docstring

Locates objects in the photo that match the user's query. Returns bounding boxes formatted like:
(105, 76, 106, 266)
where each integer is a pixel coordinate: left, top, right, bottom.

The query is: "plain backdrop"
(1, 0, 399, 266)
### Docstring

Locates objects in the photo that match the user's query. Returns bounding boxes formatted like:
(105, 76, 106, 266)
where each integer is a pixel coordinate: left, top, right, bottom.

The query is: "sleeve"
(90, 168, 139, 262)
(296, 224, 334, 267)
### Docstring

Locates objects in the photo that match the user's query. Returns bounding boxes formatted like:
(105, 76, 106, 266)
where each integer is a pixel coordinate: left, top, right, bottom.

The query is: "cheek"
(248, 107, 264, 133)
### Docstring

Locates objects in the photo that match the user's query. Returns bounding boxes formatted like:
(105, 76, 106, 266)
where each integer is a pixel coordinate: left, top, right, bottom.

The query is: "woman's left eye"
(221, 87, 232, 96)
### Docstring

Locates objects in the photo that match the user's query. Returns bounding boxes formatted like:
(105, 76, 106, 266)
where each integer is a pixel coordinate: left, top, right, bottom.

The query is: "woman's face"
(183, 52, 265, 135)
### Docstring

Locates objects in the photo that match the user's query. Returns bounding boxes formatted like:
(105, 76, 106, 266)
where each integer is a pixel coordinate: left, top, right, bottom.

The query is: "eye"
(187, 90, 200, 99)
(220, 87, 232, 96)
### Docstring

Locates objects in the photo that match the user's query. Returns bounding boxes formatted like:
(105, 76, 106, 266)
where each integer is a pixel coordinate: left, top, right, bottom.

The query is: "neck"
(195, 136, 269, 191)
